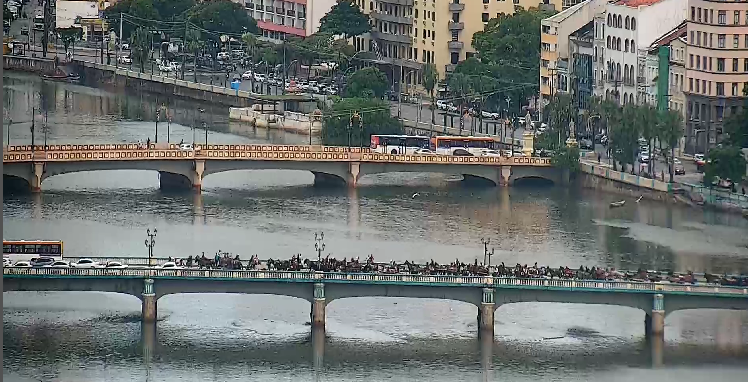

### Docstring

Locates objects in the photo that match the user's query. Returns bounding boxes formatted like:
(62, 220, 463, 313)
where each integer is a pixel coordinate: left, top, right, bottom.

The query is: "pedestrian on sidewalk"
(597, 153, 601, 164)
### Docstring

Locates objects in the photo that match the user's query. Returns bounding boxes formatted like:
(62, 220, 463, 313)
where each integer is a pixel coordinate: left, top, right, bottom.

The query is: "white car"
(13, 261, 31, 267)
(241, 70, 253, 80)
(413, 148, 437, 155)
(71, 258, 102, 268)
(3, 257, 11, 267)
(47, 261, 70, 268)
(118, 55, 132, 64)
(157, 262, 181, 270)
(480, 149, 503, 157)
(105, 261, 128, 269)
(436, 100, 447, 110)
(638, 151, 650, 163)
(121, 43, 130, 50)
(254, 73, 266, 82)
(179, 143, 194, 151)
(159, 64, 173, 72)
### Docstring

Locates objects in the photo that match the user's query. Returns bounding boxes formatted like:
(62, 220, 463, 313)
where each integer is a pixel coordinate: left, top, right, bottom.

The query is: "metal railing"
(4, 268, 747, 296)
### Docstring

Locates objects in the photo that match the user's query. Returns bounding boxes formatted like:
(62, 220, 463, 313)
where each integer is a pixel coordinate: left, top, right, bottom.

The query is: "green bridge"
(4, 267, 747, 338)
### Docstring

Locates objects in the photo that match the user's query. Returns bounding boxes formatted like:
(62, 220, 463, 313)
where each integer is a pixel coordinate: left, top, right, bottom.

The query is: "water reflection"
(312, 326, 325, 381)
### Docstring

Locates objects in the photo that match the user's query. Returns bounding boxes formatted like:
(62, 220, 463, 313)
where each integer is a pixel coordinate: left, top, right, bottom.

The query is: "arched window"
(631, 18, 636, 31)
(594, 46, 598, 61)
(617, 37, 621, 51)
(631, 40, 635, 52)
(624, 64, 629, 82)
(616, 63, 621, 81)
(607, 36, 611, 48)
(618, 15, 622, 28)
(629, 66, 635, 84)
(625, 39, 630, 52)
(607, 14, 612, 27)
(625, 16, 630, 29)
(624, 93, 628, 104)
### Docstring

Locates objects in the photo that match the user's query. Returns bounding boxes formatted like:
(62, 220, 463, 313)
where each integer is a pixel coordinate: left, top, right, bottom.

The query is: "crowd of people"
(164, 253, 748, 287)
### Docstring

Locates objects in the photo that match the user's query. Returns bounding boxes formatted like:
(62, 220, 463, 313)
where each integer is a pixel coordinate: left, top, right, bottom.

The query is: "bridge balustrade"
(5, 268, 747, 296)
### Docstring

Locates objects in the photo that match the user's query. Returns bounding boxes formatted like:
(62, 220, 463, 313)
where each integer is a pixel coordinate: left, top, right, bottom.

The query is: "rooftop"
(613, 0, 663, 7)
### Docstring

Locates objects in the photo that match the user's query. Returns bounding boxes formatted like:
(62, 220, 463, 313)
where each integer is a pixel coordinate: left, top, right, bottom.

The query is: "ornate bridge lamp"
(314, 232, 325, 262)
(481, 238, 491, 266)
(145, 228, 157, 266)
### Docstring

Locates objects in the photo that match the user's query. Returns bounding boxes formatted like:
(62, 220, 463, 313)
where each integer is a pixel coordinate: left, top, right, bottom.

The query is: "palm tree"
(421, 63, 438, 129)
(636, 103, 658, 176)
(657, 109, 684, 183)
(131, 27, 150, 73)
(241, 32, 258, 92)
(448, 73, 471, 133)
(186, 28, 204, 83)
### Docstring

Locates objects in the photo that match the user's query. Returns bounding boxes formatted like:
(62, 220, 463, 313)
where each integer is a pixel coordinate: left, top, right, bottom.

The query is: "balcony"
(448, 3, 465, 12)
(370, 30, 412, 44)
(448, 21, 464, 30)
(448, 41, 464, 50)
(370, 11, 412, 25)
(265, 5, 273, 12)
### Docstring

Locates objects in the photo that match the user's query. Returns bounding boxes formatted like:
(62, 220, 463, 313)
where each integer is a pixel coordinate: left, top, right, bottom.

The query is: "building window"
(718, 34, 725, 48)
(696, 55, 701, 70)
(697, 31, 701, 46)
(482, 13, 488, 22)
(691, 6, 695, 21)
(698, 7, 702, 22)
(734, 35, 740, 48)
(718, 58, 725, 72)
(631, 18, 636, 30)
(745, 58, 748, 72)
(735, 11, 740, 25)
(689, 54, 693, 68)
(716, 82, 724, 96)
(625, 16, 630, 29)
(733, 83, 739, 96)
(734, 58, 739, 72)
(718, 10, 726, 25)
(689, 77, 693, 91)
(607, 14, 611, 27)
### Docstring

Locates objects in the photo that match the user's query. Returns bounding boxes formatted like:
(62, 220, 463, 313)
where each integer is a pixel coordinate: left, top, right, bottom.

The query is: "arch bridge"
(2, 144, 560, 192)
(4, 267, 747, 338)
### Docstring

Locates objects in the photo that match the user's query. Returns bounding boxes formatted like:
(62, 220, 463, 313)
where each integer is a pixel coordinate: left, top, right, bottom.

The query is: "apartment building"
(539, 0, 606, 110)
(238, 0, 337, 40)
(347, 0, 579, 94)
(597, 0, 687, 105)
(684, 0, 748, 153)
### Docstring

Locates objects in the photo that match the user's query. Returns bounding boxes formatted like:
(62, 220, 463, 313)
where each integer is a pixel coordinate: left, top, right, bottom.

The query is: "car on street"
(30, 257, 56, 267)
(241, 70, 253, 80)
(3, 257, 11, 267)
(413, 148, 437, 155)
(156, 262, 182, 270)
(121, 43, 130, 50)
(638, 151, 650, 163)
(48, 261, 70, 268)
(579, 138, 593, 150)
(71, 258, 102, 268)
(13, 261, 31, 268)
(105, 261, 128, 269)
(118, 55, 132, 64)
(179, 143, 194, 151)
(694, 153, 706, 166)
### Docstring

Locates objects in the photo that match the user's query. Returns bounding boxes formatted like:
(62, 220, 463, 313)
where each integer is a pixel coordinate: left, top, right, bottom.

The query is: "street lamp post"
(155, 103, 160, 144)
(481, 238, 490, 266)
(199, 108, 208, 146)
(314, 232, 325, 262)
(144, 228, 157, 266)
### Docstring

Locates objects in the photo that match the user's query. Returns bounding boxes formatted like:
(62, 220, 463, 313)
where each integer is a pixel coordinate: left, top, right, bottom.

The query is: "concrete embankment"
(229, 107, 322, 136)
(577, 162, 674, 202)
(3, 55, 60, 75)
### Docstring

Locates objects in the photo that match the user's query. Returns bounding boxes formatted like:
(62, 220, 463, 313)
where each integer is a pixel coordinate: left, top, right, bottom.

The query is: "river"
(3, 72, 748, 381)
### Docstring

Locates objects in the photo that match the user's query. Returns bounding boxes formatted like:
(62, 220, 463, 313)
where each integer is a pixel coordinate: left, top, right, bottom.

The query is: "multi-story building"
(599, 0, 687, 105)
(684, 0, 748, 153)
(350, 0, 579, 95)
(539, 0, 606, 110)
(238, 0, 337, 40)
(56, 0, 110, 42)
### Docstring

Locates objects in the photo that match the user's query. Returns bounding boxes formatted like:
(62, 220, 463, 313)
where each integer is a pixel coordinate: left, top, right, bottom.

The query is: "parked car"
(694, 153, 706, 167)
(156, 262, 182, 270)
(179, 143, 194, 151)
(413, 148, 437, 155)
(118, 55, 132, 64)
(479, 149, 502, 157)
(30, 257, 56, 267)
(3, 257, 11, 267)
(71, 258, 102, 268)
(13, 261, 31, 268)
(638, 151, 650, 163)
(579, 139, 594, 150)
(48, 261, 70, 268)
(105, 261, 128, 269)
(241, 70, 253, 80)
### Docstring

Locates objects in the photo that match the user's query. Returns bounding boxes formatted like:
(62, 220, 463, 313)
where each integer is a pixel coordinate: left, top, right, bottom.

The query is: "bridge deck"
(4, 268, 747, 298)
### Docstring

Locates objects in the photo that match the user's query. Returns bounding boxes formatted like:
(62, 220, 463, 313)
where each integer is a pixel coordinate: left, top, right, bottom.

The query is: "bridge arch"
(357, 162, 504, 187)
(153, 278, 313, 302)
(200, 160, 352, 187)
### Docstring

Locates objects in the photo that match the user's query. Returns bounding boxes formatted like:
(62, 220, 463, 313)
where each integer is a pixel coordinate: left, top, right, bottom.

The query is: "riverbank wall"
(3, 55, 59, 75)
(577, 162, 675, 202)
(70, 60, 318, 113)
(229, 107, 322, 136)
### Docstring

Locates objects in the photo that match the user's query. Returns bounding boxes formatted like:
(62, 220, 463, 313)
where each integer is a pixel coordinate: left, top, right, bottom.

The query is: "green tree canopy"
(551, 146, 581, 174)
(318, 0, 371, 39)
(131, 26, 151, 72)
(724, 84, 748, 148)
(704, 146, 747, 186)
(104, 0, 160, 40)
(55, 27, 83, 54)
(346, 67, 388, 99)
(322, 98, 403, 146)
(186, 0, 258, 39)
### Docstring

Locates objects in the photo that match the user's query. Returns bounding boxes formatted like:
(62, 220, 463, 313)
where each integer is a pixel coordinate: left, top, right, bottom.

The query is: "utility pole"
(117, 12, 123, 70)
(182, 21, 188, 80)
(282, 36, 287, 95)
(42, 0, 50, 57)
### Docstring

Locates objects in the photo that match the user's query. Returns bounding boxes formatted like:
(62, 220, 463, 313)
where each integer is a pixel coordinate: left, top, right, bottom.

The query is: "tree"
(635, 103, 658, 176)
(551, 146, 581, 175)
(704, 146, 747, 188)
(103, 0, 160, 41)
(346, 67, 388, 99)
(447, 72, 472, 132)
(56, 27, 83, 55)
(131, 27, 151, 73)
(153, 0, 194, 21)
(185, 28, 204, 82)
(543, 93, 575, 148)
(322, 98, 403, 146)
(724, 84, 748, 148)
(3, 4, 13, 21)
(186, 0, 258, 38)
(471, 7, 556, 103)
(241, 32, 259, 91)
(657, 109, 684, 183)
(610, 104, 639, 173)
(318, 0, 371, 39)
(422, 63, 439, 125)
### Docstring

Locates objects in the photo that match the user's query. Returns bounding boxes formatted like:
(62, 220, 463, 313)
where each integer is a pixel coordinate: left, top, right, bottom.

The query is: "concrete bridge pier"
(30, 162, 44, 193)
(311, 282, 326, 328)
(645, 293, 665, 338)
(478, 288, 495, 338)
(142, 278, 157, 322)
